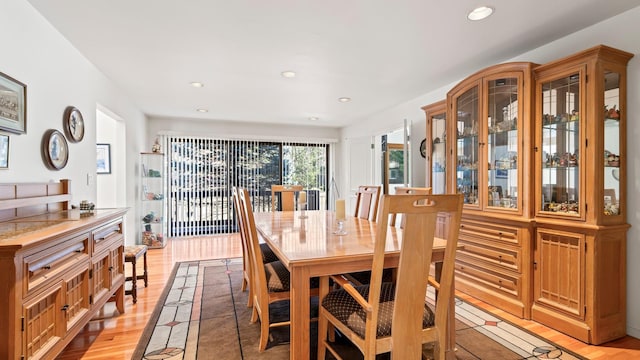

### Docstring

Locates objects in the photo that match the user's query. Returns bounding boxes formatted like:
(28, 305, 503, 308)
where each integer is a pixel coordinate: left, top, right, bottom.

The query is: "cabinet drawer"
(458, 238, 520, 272)
(459, 220, 520, 246)
(455, 260, 520, 298)
(23, 234, 90, 296)
(92, 219, 123, 254)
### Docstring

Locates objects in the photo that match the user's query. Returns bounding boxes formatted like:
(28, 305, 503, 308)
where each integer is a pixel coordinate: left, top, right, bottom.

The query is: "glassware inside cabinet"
(456, 86, 479, 205)
(603, 71, 621, 216)
(487, 77, 519, 209)
(431, 111, 447, 194)
(540, 73, 580, 215)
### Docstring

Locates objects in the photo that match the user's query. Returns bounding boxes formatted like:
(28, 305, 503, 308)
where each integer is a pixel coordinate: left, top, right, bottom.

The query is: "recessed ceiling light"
(467, 6, 494, 21)
(338, 97, 351, 103)
(281, 71, 296, 78)
(308, 116, 319, 121)
(190, 82, 204, 88)
(196, 108, 208, 113)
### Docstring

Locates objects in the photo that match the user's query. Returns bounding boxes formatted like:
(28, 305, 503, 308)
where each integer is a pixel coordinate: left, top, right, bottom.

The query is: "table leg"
(289, 266, 311, 360)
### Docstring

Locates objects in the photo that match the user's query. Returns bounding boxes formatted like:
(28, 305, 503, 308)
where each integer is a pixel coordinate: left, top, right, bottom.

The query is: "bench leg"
(131, 258, 138, 304)
(143, 252, 148, 287)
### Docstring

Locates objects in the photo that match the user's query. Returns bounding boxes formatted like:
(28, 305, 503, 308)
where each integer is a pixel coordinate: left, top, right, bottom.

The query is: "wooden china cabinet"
(430, 45, 632, 345)
(531, 45, 632, 344)
(446, 62, 537, 319)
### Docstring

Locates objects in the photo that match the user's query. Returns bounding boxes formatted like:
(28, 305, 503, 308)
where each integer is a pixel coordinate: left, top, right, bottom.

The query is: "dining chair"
(390, 187, 432, 227)
(271, 184, 304, 211)
(354, 185, 381, 221)
(238, 187, 319, 351)
(232, 187, 279, 308)
(317, 193, 463, 360)
(346, 186, 434, 286)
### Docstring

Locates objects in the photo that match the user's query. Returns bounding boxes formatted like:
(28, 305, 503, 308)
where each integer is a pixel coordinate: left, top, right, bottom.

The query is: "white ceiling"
(26, 0, 640, 128)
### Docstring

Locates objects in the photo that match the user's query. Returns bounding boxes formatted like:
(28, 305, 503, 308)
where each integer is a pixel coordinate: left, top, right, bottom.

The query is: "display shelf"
(140, 152, 167, 248)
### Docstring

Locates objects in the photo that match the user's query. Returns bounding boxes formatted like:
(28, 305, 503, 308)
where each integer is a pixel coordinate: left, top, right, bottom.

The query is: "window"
(167, 137, 329, 236)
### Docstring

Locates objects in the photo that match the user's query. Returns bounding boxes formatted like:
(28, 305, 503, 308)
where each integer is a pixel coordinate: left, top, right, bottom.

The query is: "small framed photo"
(0, 72, 27, 134)
(97, 143, 111, 174)
(0, 134, 8, 169)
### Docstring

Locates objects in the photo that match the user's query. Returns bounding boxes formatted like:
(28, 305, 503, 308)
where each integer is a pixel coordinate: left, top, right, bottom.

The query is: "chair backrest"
(391, 186, 432, 227)
(368, 194, 463, 357)
(232, 187, 252, 286)
(271, 184, 303, 211)
(353, 185, 381, 221)
(239, 187, 271, 307)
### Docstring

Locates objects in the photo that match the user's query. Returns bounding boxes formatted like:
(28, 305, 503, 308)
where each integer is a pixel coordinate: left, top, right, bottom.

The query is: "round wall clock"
(64, 106, 84, 142)
(42, 129, 69, 170)
(419, 138, 427, 158)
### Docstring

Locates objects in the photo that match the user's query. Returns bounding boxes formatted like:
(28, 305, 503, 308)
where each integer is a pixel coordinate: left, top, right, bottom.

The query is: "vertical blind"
(165, 136, 330, 237)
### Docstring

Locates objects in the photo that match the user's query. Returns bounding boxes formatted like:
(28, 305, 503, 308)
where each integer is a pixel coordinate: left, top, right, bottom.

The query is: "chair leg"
(258, 311, 269, 351)
(241, 272, 248, 292)
(250, 303, 259, 323)
(246, 278, 254, 308)
(317, 312, 328, 360)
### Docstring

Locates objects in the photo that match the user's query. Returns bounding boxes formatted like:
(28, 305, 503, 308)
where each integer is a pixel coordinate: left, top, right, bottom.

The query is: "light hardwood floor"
(58, 235, 640, 359)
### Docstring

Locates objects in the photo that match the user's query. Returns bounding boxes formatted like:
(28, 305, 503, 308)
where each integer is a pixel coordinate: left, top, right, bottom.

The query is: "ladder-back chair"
(317, 194, 463, 360)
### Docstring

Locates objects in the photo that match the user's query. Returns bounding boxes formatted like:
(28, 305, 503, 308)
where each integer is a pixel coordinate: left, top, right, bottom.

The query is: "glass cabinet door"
(603, 70, 622, 216)
(426, 104, 447, 194)
(455, 85, 479, 205)
(539, 72, 581, 215)
(487, 77, 519, 209)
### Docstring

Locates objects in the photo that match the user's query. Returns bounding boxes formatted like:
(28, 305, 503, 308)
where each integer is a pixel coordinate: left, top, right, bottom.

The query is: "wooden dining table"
(253, 210, 456, 360)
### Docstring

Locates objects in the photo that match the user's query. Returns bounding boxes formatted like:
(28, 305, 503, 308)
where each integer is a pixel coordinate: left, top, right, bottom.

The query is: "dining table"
(253, 209, 457, 360)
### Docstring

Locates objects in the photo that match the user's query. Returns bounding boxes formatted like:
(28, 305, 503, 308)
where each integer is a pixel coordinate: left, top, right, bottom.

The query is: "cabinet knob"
(61, 304, 69, 311)
(43, 265, 51, 270)
(109, 266, 114, 271)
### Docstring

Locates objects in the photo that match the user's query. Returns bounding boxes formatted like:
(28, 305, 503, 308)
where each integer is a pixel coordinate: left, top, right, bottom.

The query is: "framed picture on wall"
(0, 134, 8, 169)
(0, 72, 26, 134)
(97, 143, 111, 174)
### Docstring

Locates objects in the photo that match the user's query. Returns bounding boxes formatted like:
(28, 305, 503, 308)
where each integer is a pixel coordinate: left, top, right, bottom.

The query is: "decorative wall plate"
(420, 138, 427, 158)
(64, 106, 84, 142)
(42, 129, 69, 170)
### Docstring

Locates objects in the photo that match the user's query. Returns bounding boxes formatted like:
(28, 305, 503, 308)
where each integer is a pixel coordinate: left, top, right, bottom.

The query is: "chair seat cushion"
(260, 242, 279, 263)
(321, 282, 435, 339)
(346, 269, 395, 285)
(264, 260, 291, 292)
(264, 260, 319, 292)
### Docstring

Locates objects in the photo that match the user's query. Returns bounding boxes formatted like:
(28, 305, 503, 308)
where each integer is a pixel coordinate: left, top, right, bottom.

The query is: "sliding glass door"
(167, 137, 329, 236)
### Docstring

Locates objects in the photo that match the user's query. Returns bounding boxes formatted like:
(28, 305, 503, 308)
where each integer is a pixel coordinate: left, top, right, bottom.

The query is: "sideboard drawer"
(23, 233, 90, 297)
(92, 219, 123, 254)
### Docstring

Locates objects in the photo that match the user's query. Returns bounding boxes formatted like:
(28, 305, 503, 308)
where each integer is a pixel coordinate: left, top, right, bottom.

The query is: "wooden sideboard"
(0, 180, 128, 360)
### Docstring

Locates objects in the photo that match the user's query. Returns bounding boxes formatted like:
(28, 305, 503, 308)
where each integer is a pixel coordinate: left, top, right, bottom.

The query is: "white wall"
(2, 0, 147, 244)
(341, 6, 640, 338)
(147, 116, 340, 143)
(96, 108, 126, 208)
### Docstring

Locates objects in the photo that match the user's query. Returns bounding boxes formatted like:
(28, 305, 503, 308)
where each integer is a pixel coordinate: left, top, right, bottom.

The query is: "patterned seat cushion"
(260, 243, 279, 263)
(124, 245, 147, 259)
(263, 260, 319, 292)
(346, 269, 395, 285)
(264, 260, 291, 292)
(321, 282, 435, 339)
